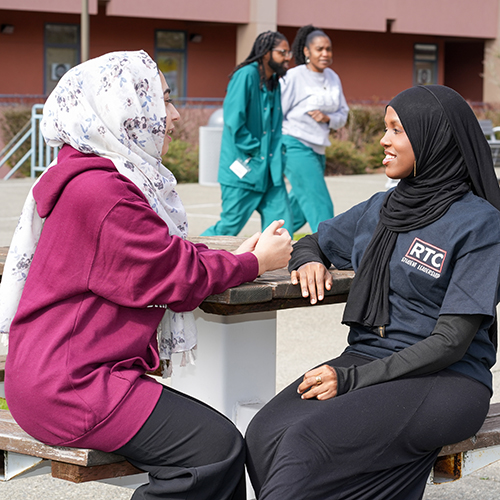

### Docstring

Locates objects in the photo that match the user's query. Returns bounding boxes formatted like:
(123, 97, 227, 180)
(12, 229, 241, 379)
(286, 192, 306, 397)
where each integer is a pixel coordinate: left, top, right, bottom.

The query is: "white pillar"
(170, 308, 277, 500)
(170, 308, 277, 425)
(483, 2, 500, 103)
(236, 0, 278, 65)
(81, 0, 90, 63)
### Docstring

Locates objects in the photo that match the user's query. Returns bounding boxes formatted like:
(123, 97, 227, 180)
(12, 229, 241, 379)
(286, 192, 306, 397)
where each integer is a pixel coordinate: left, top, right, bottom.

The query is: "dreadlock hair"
(230, 30, 288, 91)
(291, 25, 330, 65)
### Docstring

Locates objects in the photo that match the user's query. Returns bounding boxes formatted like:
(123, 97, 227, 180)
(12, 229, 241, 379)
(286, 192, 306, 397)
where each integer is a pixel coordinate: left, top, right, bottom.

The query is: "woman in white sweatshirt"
(281, 25, 349, 233)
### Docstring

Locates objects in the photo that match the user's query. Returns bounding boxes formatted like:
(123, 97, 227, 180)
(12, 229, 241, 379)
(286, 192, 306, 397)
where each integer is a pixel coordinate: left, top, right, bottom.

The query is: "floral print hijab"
(0, 51, 196, 374)
(43, 50, 188, 236)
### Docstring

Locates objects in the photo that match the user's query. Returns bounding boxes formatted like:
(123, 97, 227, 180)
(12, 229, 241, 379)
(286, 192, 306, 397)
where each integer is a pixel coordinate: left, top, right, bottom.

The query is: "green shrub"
(173, 107, 215, 146)
(322, 104, 386, 175)
(363, 137, 385, 171)
(325, 138, 367, 175)
(0, 397, 8, 410)
(1, 107, 31, 139)
(0, 107, 32, 176)
(345, 105, 385, 147)
(162, 139, 199, 183)
(472, 104, 500, 139)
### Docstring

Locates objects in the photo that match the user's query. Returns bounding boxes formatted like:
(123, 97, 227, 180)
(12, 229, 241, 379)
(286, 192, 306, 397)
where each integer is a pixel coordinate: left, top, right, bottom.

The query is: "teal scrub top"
(218, 62, 285, 193)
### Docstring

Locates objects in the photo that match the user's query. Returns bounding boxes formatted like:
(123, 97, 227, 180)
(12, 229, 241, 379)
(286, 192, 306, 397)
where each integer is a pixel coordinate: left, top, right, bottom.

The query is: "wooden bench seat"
(0, 353, 146, 482)
(439, 403, 500, 456)
(0, 401, 499, 484)
(0, 408, 143, 482)
(1, 353, 500, 484)
(433, 402, 500, 482)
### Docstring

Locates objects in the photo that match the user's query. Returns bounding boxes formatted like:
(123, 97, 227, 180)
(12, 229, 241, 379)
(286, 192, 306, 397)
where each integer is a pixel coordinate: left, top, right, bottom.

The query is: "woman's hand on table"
(291, 262, 332, 304)
(251, 220, 292, 275)
(298, 364, 338, 400)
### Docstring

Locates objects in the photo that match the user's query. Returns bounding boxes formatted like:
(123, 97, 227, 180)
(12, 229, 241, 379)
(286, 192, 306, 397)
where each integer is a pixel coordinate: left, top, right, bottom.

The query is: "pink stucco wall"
(106, 0, 249, 24)
(0, 0, 492, 103)
(278, 0, 498, 39)
(1, 0, 97, 15)
(280, 25, 446, 103)
(6, 0, 498, 38)
(0, 9, 236, 99)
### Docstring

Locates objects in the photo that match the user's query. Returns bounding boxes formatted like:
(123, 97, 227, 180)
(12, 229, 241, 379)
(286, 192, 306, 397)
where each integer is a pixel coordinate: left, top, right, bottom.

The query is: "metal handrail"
(30, 104, 58, 178)
(1, 104, 59, 180)
(1, 98, 221, 179)
(0, 127, 32, 180)
(0, 120, 31, 158)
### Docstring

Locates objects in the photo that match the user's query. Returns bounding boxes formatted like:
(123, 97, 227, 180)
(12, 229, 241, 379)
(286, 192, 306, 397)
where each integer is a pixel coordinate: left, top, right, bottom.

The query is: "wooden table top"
(0, 238, 354, 315)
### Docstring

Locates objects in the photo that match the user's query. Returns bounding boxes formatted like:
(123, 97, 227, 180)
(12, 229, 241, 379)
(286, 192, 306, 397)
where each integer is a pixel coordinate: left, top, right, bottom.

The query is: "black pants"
(246, 352, 490, 500)
(115, 386, 246, 500)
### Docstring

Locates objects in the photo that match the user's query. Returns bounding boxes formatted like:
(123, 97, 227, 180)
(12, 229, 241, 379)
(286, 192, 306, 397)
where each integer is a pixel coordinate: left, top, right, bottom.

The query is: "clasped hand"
(234, 220, 292, 275)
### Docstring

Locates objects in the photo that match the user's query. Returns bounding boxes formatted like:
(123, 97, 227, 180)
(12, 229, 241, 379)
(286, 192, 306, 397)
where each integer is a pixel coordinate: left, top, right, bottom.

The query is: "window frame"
(43, 23, 80, 95)
(413, 43, 438, 86)
(155, 29, 188, 99)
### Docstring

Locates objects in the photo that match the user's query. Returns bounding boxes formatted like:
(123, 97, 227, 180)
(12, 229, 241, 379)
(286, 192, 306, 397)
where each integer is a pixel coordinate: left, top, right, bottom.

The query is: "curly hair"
(291, 25, 330, 65)
(230, 31, 288, 90)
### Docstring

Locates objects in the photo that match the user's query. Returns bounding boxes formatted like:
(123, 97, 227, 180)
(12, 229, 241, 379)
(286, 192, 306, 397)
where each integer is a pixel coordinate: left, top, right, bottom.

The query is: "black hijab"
(342, 85, 500, 333)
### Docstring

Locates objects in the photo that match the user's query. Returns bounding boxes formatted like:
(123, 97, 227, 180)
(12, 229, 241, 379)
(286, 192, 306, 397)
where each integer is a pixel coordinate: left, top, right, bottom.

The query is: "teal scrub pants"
(283, 135, 334, 233)
(202, 182, 293, 236)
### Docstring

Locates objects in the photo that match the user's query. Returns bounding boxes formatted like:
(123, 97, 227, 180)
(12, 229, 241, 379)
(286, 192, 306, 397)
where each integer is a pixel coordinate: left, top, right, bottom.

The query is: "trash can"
(198, 108, 223, 186)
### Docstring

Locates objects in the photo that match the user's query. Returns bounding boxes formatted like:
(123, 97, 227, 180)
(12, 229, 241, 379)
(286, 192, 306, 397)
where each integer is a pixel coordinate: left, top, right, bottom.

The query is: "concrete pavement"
(1, 173, 499, 498)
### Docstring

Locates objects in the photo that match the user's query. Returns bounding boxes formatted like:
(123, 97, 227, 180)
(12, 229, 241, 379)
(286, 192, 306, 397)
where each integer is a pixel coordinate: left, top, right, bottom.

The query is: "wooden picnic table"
(0, 240, 354, 425)
(187, 237, 353, 314)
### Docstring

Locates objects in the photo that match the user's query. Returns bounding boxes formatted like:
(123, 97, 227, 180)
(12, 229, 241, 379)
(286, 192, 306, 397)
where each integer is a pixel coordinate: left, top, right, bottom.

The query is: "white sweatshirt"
(281, 65, 349, 154)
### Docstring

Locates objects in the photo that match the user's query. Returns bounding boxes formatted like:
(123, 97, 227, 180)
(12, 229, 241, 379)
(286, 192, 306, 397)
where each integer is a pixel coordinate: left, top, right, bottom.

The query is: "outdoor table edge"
(0, 244, 355, 311)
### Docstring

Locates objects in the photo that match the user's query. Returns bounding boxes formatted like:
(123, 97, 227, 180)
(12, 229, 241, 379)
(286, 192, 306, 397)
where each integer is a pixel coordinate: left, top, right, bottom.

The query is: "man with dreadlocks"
(202, 31, 294, 236)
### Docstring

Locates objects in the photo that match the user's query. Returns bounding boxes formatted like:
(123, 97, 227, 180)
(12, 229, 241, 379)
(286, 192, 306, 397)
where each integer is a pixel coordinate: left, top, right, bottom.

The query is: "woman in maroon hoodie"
(0, 50, 292, 500)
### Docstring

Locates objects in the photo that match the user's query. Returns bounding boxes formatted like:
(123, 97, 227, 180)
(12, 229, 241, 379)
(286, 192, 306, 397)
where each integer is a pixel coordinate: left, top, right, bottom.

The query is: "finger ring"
(316, 375, 322, 385)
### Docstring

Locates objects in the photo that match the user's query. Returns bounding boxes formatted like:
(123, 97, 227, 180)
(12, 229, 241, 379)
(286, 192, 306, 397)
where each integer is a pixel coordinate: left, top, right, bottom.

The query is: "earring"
(305, 56, 310, 64)
(414, 161, 417, 177)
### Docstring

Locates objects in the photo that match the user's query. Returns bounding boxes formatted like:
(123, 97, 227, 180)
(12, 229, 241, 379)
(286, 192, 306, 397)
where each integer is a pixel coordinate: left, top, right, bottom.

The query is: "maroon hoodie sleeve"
(87, 195, 259, 311)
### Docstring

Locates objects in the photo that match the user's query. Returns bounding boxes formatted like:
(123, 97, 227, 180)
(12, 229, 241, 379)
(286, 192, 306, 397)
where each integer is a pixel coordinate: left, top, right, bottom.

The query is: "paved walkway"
(1, 174, 499, 498)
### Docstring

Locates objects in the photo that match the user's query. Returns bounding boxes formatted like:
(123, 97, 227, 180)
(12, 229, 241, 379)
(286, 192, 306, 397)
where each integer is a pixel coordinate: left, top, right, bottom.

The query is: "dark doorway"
(444, 41, 484, 103)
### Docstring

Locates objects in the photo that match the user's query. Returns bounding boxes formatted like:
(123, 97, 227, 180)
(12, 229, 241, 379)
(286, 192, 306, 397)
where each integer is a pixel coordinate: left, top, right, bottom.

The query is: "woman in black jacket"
(246, 85, 500, 500)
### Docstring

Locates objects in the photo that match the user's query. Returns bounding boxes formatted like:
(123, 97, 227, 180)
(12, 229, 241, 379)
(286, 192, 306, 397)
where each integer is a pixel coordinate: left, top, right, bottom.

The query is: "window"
(155, 30, 187, 99)
(414, 44, 438, 86)
(44, 24, 79, 95)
